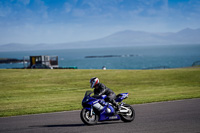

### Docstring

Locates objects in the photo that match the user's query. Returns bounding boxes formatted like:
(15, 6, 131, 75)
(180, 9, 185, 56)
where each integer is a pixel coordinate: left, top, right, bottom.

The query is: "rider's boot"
(111, 99, 121, 111)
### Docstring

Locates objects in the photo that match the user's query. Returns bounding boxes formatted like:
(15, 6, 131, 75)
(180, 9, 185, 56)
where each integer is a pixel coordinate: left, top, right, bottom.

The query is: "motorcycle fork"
(89, 106, 94, 117)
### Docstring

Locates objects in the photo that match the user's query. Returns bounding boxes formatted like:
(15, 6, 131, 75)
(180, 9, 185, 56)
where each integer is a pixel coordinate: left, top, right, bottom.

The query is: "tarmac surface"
(0, 98, 200, 133)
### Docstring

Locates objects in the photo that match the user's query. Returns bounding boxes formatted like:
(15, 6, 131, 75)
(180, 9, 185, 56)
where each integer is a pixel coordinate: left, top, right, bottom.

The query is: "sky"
(0, 0, 200, 45)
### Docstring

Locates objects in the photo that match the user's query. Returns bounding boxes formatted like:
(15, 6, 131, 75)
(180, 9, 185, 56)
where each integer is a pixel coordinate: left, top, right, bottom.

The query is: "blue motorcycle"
(80, 91, 135, 125)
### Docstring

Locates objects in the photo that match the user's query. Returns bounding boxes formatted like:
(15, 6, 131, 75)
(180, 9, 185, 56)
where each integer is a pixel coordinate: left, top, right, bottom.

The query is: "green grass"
(0, 68, 200, 117)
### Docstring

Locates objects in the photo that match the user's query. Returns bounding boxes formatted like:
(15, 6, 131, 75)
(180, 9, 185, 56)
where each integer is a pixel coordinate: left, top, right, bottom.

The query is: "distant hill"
(0, 28, 200, 51)
(88, 28, 200, 46)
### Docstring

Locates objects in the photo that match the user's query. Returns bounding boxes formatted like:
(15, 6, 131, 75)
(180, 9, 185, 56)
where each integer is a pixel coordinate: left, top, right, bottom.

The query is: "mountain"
(90, 28, 200, 46)
(0, 43, 31, 51)
(0, 28, 200, 51)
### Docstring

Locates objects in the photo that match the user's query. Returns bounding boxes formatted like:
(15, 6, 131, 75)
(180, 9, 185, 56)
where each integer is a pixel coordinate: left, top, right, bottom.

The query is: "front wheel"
(80, 108, 99, 125)
(119, 104, 135, 122)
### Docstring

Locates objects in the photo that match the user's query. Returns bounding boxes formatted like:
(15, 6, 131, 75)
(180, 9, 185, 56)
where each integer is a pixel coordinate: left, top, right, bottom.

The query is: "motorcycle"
(80, 90, 135, 125)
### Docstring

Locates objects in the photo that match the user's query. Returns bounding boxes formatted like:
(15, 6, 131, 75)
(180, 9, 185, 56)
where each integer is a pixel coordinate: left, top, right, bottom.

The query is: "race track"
(0, 98, 200, 133)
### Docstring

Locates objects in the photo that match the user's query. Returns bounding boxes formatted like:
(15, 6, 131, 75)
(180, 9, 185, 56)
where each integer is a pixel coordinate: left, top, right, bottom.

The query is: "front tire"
(80, 108, 99, 125)
(119, 104, 135, 122)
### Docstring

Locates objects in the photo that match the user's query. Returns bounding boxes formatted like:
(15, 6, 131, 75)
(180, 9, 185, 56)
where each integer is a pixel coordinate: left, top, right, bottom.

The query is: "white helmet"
(90, 77, 99, 88)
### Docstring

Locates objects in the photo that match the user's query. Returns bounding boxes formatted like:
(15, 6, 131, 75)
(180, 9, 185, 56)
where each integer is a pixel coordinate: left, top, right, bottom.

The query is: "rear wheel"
(119, 104, 135, 122)
(80, 109, 99, 125)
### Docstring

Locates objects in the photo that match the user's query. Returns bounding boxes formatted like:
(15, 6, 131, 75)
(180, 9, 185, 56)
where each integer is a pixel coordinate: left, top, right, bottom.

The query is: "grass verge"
(0, 68, 200, 117)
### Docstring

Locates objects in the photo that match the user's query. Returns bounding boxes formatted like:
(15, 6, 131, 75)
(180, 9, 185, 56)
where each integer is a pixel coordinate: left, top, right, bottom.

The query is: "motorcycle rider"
(90, 77, 120, 111)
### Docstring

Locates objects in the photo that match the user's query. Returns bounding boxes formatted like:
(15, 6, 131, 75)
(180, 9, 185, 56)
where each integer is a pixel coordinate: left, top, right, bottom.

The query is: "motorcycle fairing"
(99, 104, 121, 121)
(115, 93, 129, 102)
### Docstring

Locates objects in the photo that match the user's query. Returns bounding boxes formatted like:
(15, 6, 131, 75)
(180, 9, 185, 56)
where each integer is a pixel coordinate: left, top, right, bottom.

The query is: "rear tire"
(80, 108, 99, 125)
(119, 104, 135, 122)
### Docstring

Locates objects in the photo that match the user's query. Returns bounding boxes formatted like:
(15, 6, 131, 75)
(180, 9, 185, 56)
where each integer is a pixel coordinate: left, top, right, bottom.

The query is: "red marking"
(95, 80, 98, 86)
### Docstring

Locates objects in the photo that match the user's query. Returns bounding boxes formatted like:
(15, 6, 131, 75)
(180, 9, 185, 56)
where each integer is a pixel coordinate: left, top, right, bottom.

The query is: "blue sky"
(0, 0, 200, 44)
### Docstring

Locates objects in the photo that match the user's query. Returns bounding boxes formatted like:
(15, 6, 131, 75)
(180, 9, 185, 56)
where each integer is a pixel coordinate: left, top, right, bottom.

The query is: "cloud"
(64, 3, 72, 13)
(0, 0, 49, 24)
(34, 0, 49, 19)
(0, 0, 200, 44)
(18, 0, 30, 5)
(0, 4, 11, 17)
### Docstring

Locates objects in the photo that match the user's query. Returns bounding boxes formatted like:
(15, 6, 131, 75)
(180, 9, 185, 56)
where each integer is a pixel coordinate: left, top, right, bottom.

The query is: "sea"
(0, 44, 200, 69)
